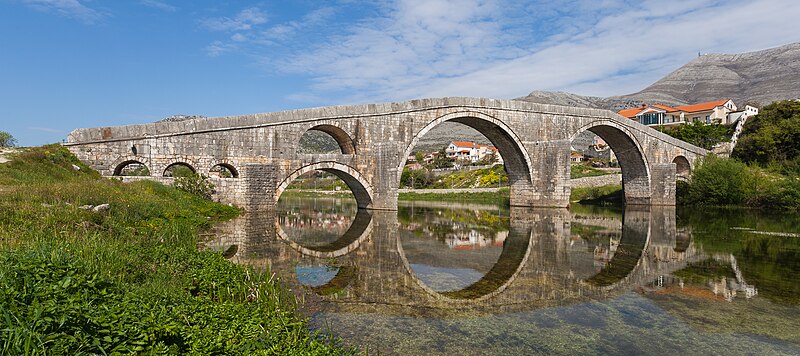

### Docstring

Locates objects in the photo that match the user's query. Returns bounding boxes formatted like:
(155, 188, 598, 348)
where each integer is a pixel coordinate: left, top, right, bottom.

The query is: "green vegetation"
(570, 162, 613, 178)
(734, 100, 800, 173)
(570, 184, 623, 205)
(660, 120, 732, 149)
(0, 145, 348, 354)
(399, 187, 510, 206)
(401, 164, 509, 189)
(285, 171, 349, 191)
(677, 101, 800, 210)
(0, 131, 16, 147)
(173, 173, 216, 200)
(678, 155, 800, 209)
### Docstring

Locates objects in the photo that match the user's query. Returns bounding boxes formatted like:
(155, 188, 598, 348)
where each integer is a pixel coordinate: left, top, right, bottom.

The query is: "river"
(204, 195, 800, 355)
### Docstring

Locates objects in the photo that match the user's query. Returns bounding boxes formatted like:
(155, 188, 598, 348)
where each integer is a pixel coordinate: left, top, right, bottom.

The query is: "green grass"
(570, 184, 623, 205)
(570, 163, 613, 178)
(0, 145, 350, 355)
(399, 187, 510, 205)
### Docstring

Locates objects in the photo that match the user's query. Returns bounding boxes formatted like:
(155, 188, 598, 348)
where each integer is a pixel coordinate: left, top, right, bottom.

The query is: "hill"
(518, 42, 800, 110)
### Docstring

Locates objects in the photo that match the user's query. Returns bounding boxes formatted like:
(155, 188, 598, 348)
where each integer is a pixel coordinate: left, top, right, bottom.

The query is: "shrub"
(174, 173, 215, 200)
(0, 131, 16, 147)
(685, 155, 748, 205)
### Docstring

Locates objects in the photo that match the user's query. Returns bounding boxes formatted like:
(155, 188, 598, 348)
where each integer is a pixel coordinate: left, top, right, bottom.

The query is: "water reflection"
(202, 198, 800, 354)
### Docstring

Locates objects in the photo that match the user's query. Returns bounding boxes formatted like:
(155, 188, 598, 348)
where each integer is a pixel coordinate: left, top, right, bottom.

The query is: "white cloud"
(202, 7, 268, 32)
(140, 0, 176, 12)
(21, 0, 105, 24)
(274, 0, 800, 103)
(27, 126, 62, 133)
(205, 40, 238, 57)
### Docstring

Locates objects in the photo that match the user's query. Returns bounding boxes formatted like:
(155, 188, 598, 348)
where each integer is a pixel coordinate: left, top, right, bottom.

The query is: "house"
(618, 100, 755, 127)
(570, 152, 585, 163)
(445, 141, 501, 164)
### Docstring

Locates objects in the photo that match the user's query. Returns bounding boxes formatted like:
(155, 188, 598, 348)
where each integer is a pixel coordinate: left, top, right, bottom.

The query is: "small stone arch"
(275, 162, 373, 209)
(399, 111, 534, 204)
(113, 159, 150, 176)
(673, 155, 691, 181)
(300, 124, 356, 154)
(571, 121, 651, 205)
(210, 163, 239, 178)
(163, 162, 196, 177)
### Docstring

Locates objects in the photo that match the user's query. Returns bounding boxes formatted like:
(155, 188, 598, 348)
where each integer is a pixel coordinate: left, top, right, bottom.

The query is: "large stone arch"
(398, 111, 534, 205)
(571, 121, 651, 205)
(300, 124, 356, 154)
(275, 161, 373, 209)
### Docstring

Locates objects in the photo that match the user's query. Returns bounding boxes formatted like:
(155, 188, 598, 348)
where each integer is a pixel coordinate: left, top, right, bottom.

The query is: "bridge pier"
(648, 163, 677, 206)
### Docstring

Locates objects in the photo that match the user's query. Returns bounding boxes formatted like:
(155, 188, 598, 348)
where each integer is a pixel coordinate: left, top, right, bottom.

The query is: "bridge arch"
(210, 162, 239, 178)
(571, 121, 651, 204)
(275, 161, 373, 209)
(399, 111, 533, 196)
(112, 157, 151, 176)
(672, 155, 691, 180)
(163, 162, 197, 177)
(300, 124, 356, 154)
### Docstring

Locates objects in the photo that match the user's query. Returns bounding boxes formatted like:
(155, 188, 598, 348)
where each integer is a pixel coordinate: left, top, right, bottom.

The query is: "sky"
(2, 0, 800, 146)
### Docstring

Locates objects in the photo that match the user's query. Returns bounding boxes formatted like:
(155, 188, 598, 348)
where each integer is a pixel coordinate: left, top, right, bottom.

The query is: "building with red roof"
(618, 99, 757, 127)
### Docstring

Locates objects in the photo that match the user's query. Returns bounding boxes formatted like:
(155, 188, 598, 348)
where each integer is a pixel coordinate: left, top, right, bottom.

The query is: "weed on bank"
(0, 145, 348, 354)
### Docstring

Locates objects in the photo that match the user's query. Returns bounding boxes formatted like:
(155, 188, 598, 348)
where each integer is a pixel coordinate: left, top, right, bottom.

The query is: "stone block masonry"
(66, 97, 707, 210)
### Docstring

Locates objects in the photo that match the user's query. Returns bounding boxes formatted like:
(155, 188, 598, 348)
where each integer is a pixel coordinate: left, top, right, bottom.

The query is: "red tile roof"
(617, 107, 642, 118)
(451, 141, 478, 148)
(675, 100, 729, 113)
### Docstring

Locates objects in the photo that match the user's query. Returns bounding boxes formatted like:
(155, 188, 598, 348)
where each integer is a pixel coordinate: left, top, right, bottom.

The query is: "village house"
(445, 141, 502, 164)
(618, 100, 758, 127)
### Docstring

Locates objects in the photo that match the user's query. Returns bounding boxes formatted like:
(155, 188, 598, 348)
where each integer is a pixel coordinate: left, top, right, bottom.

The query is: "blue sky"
(2, 0, 800, 146)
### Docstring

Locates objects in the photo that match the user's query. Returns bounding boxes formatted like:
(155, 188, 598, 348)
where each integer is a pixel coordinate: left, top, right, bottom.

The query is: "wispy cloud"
(201, 7, 268, 32)
(21, 0, 105, 24)
(140, 0, 176, 12)
(27, 126, 62, 133)
(202, 0, 800, 104)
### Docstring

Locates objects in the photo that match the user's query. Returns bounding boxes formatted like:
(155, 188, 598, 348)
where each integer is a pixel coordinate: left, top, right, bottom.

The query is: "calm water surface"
(205, 195, 800, 355)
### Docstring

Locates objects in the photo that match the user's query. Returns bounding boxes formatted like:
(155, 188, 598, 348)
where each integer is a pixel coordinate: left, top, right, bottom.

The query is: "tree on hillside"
(0, 131, 16, 147)
(733, 100, 800, 166)
(660, 121, 730, 150)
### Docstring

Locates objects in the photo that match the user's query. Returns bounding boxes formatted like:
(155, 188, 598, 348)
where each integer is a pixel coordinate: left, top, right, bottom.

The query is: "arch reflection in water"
(581, 207, 650, 287)
(397, 201, 531, 300)
(276, 195, 373, 258)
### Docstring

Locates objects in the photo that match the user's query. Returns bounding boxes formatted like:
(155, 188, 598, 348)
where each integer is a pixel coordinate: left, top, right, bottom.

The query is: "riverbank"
(0, 146, 349, 354)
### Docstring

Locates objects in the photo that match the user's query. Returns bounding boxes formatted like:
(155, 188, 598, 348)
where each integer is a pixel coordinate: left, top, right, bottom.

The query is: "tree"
(414, 151, 425, 163)
(734, 100, 800, 166)
(431, 148, 452, 169)
(662, 121, 730, 150)
(0, 131, 17, 147)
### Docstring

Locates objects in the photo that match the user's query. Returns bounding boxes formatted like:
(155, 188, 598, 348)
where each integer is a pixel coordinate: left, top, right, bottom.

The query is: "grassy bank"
(0, 145, 348, 354)
(399, 188, 510, 205)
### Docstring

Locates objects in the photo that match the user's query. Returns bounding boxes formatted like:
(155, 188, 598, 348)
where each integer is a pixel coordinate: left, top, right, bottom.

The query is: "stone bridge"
(66, 97, 707, 210)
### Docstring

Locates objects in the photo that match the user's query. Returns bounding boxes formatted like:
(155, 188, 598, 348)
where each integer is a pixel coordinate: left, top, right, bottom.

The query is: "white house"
(445, 141, 501, 164)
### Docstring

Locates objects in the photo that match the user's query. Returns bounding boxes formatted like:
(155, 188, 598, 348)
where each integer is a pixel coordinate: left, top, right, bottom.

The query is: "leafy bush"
(678, 155, 800, 210)
(660, 121, 731, 149)
(0, 131, 16, 147)
(734, 100, 800, 165)
(174, 173, 215, 200)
